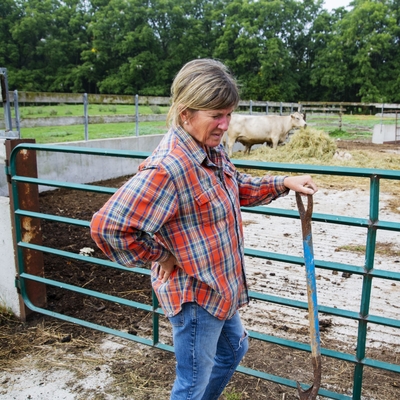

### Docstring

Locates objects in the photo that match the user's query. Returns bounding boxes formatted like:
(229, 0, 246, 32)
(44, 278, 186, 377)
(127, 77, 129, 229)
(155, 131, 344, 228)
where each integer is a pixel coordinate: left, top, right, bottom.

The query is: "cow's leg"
(222, 132, 227, 148)
(227, 137, 236, 157)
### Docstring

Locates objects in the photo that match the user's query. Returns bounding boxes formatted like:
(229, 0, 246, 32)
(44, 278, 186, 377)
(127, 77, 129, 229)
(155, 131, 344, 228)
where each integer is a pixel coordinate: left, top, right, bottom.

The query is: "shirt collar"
(174, 126, 222, 168)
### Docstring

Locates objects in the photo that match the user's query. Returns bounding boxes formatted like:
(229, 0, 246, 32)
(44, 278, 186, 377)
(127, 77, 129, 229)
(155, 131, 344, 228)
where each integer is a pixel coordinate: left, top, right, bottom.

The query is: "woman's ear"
(180, 108, 190, 125)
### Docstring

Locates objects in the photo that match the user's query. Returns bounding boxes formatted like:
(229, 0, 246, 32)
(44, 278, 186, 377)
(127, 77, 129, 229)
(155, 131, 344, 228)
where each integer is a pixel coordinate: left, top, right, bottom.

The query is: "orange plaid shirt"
(90, 126, 289, 320)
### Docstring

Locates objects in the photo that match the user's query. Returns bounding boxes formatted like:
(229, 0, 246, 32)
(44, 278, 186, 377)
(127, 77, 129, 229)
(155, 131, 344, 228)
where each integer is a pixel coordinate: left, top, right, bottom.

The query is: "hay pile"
(234, 126, 400, 170)
(232, 127, 400, 199)
(284, 127, 337, 161)
(242, 127, 337, 164)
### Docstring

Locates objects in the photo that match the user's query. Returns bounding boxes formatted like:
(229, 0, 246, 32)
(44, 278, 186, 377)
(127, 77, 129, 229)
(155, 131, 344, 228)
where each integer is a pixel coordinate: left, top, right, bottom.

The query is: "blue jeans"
(168, 302, 248, 400)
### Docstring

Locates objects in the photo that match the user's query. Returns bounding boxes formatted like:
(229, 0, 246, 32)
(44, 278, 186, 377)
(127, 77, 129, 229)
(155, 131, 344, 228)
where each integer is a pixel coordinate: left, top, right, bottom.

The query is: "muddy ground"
(1, 140, 400, 400)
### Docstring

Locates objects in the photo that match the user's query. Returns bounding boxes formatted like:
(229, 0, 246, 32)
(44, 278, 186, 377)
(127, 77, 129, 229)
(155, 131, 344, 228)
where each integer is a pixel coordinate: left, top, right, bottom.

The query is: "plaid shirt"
(90, 126, 289, 320)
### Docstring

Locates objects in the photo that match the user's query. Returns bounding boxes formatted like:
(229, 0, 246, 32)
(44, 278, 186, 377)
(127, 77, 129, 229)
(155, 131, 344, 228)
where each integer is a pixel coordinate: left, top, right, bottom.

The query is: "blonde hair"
(167, 59, 240, 127)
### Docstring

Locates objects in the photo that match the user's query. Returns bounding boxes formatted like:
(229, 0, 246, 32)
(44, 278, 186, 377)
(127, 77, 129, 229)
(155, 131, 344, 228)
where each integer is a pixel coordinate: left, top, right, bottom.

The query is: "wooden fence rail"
(2, 91, 400, 139)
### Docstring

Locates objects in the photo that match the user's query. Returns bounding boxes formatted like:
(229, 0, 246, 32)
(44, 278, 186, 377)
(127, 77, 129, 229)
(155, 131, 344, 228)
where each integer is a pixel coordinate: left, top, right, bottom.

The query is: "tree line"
(1, 0, 400, 103)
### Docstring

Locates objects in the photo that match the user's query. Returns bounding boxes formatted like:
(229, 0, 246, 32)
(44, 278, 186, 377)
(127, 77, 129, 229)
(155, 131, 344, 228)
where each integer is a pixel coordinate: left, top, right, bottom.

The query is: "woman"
(90, 58, 317, 400)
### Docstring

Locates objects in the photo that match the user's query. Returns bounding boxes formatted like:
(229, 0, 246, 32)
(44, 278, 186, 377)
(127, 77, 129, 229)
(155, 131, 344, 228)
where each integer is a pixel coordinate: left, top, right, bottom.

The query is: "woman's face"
(181, 107, 234, 148)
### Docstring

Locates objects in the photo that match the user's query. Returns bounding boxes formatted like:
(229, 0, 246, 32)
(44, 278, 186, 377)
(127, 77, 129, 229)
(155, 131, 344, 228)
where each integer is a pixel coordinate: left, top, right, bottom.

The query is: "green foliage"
(2, 0, 400, 102)
(223, 389, 242, 400)
(329, 129, 349, 138)
(310, 0, 400, 102)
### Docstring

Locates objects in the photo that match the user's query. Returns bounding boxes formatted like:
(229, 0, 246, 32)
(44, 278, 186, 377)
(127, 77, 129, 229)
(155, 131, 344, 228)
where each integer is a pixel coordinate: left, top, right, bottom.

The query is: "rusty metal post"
(5, 139, 46, 320)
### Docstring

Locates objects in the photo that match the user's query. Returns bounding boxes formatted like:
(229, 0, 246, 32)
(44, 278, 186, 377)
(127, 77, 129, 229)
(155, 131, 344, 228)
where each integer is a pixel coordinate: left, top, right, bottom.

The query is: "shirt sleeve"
(235, 170, 290, 207)
(90, 167, 178, 268)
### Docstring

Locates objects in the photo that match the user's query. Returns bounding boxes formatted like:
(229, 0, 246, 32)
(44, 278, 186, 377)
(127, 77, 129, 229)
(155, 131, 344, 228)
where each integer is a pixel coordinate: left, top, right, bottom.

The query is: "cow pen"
(5, 141, 400, 399)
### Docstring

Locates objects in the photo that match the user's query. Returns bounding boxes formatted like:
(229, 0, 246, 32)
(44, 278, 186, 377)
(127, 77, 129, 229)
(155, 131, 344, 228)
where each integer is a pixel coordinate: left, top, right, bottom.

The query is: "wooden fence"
(2, 91, 400, 138)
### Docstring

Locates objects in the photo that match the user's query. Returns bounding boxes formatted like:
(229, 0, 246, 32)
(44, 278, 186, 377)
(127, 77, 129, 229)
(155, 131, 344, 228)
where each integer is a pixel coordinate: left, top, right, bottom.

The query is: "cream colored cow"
(224, 112, 306, 157)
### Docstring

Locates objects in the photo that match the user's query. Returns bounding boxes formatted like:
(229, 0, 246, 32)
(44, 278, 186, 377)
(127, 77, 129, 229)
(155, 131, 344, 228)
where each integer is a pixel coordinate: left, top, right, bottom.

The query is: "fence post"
(249, 100, 253, 114)
(266, 102, 269, 115)
(339, 105, 344, 131)
(280, 102, 283, 115)
(0, 68, 19, 138)
(135, 94, 139, 137)
(13, 90, 21, 135)
(5, 139, 47, 321)
(1, 68, 12, 132)
(83, 93, 89, 141)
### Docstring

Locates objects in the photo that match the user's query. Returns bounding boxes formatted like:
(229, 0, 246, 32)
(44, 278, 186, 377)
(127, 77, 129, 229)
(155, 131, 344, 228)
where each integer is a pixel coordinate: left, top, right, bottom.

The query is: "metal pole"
(1, 68, 13, 131)
(83, 93, 89, 141)
(135, 94, 139, 137)
(14, 90, 21, 136)
(250, 100, 253, 115)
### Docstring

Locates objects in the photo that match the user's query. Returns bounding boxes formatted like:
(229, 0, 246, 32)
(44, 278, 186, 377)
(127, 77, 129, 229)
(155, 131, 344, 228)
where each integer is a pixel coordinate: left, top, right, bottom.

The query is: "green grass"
(305, 113, 396, 138)
(20, 121, 168, 143)
(223, 389, 242, 400)
(15, 104, 169, 119)
(328, 128, 371, 140)
(14, 104, 398, 143)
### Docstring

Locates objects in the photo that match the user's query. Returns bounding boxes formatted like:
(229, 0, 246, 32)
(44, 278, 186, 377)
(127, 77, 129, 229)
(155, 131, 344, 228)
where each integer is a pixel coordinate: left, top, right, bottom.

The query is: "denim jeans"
(168, 302, 248, 400)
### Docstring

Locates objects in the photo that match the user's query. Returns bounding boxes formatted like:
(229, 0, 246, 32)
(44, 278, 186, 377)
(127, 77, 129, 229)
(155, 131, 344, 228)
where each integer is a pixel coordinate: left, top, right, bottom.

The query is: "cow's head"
(291, 112, 307, 128)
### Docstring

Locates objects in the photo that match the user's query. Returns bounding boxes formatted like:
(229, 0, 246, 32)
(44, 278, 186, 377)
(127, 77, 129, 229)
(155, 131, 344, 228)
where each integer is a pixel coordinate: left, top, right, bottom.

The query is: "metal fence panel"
(7, 143, 400, 399)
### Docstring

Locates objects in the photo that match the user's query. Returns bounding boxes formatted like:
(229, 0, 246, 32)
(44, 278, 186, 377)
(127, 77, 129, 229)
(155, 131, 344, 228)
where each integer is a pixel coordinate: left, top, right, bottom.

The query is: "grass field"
(11, 104, 399, 143)
(20, 121, 168, 143)
(15, 104, 169, 118)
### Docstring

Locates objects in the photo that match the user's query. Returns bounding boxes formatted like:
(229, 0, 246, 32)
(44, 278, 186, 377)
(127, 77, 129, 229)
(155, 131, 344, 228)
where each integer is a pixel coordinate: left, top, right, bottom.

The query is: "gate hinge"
(4, 160, 11, 184)
(14, 275, 21, 294)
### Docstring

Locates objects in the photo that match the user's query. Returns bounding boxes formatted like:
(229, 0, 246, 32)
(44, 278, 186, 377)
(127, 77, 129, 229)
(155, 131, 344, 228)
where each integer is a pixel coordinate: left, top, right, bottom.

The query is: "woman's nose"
(218, 116, 230, 130)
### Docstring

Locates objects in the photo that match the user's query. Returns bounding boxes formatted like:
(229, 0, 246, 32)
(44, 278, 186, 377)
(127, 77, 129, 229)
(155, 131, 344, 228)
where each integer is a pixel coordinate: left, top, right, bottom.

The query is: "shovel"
(295, 192, 322, 400)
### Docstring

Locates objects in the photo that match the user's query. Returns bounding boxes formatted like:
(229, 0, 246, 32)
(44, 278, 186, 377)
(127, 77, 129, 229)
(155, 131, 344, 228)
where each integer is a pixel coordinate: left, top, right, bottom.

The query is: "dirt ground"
(1, 140, 400, 400)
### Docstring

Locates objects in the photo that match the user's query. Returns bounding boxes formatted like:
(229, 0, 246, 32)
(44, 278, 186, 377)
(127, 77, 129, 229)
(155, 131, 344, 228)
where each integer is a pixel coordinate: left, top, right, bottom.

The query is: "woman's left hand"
(159, 254, 180, 283)
(283, 175, 318, 195)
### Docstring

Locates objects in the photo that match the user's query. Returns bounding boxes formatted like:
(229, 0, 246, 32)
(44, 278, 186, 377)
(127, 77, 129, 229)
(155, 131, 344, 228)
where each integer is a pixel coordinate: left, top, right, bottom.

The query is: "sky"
(323, 0, 352, 12)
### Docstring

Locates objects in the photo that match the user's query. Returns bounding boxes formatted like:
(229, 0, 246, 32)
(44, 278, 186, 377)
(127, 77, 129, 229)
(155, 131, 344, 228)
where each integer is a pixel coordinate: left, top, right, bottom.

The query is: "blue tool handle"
(303, 231, 321, 357)
(296, 193, 321, 358)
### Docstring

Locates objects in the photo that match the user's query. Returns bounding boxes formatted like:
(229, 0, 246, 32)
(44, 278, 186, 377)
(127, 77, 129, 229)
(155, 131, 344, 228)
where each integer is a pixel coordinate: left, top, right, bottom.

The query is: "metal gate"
(6, 142, 400, 399)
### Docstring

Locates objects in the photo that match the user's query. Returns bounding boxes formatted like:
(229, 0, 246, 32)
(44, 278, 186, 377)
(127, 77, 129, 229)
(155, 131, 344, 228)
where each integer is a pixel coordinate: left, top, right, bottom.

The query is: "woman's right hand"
(158, 254, 179, 283)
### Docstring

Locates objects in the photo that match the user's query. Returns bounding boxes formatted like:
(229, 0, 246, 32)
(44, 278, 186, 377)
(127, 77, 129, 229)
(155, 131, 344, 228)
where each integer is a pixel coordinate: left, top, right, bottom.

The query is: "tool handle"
(295, 193, 313, 237)
(295, 191, 322, 399)
(295, 192, 313, 221)
(296, 192, 321, 358)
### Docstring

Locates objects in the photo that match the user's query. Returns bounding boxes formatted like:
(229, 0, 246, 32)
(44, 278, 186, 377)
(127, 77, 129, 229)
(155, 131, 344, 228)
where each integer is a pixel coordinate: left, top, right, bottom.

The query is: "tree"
(2, 0, 400, 101)
(83, 0, 217, 95)
(7, 0, 91, 92)
(0, 0, 22, 72)
(213, 0, 324, 101)
(311, 0, 398, 102)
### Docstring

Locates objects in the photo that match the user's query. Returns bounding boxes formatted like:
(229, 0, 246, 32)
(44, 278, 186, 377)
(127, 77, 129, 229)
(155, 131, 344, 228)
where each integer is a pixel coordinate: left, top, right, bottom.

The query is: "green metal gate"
(6, 142, 400, 399)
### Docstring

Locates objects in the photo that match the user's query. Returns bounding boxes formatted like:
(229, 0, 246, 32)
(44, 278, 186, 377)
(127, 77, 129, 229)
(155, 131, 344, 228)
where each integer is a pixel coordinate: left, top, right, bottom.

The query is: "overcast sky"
(323, 0, 352, 11)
